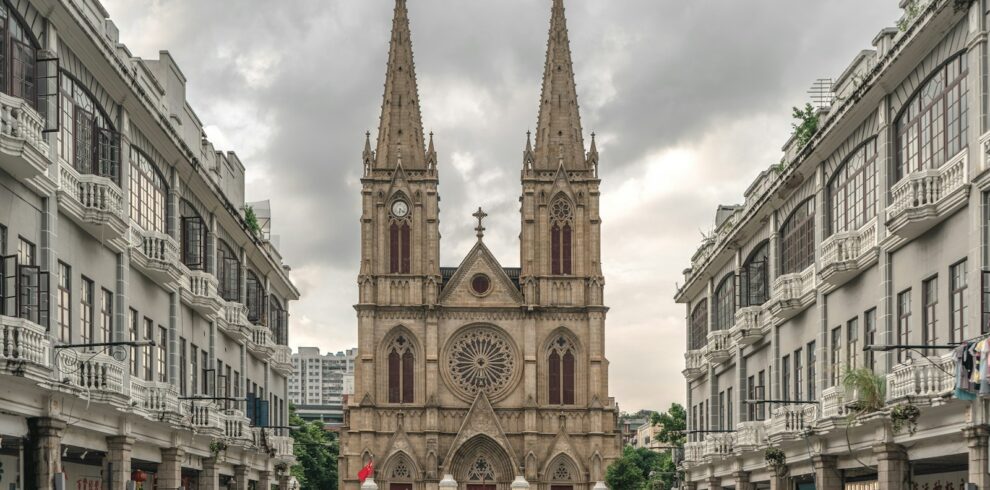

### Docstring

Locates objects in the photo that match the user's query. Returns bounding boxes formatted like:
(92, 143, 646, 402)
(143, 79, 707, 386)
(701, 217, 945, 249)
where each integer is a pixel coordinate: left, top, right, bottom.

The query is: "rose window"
(445, 327, 518, 400)
(550, 198, 573, 223)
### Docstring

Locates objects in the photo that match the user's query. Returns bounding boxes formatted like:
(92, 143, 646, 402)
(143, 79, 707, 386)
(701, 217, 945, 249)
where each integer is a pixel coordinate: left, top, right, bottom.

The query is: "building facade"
(676, 0, 990, 489)
(0, 0, 298, 489)
(289, 347, 357, 424)
(338, 1, 622, 489)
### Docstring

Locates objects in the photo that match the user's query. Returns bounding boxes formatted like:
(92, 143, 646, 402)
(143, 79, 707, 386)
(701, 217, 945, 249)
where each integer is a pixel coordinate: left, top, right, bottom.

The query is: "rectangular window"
(794, 349, 803, 401)
(191, 344, 199, 396)
(865, 308, 877, 371)
(225, 365, 232, 410)
(180, 337, 187, 396)
(726, 386, 733, 428)
(922, 276, 938, 356)
(718, 391, 725, 430)
(80, 277, 93, 344)
(757, 370, 766, 420)
(57, 262, 71, 343)
(830, 327, 842, 387)
(157, 325, 167, 383)
(897, 290, 912, 363)
(128, 309, 138, 376)
(846, 318, 859, 372)
(17, 237, 35, 266)
(746, 375, 756, 421)
(807, 341, 816, 401)
(143, 318, 154, 381)
(100, 288, 112, 344)
(951, 260, 969, 342)
(983, 270, 990, 335)
(782, 354, 791, 401)
(202, 350, 210, 394)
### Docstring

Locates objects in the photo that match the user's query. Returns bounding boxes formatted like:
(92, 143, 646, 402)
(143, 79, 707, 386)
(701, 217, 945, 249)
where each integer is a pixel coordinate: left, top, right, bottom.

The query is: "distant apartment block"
(289, 347, 357, 423)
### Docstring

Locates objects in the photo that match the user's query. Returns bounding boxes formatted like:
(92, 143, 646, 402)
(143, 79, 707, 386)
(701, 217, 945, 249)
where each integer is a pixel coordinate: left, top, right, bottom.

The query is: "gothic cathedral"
(339, 1, 622, 488)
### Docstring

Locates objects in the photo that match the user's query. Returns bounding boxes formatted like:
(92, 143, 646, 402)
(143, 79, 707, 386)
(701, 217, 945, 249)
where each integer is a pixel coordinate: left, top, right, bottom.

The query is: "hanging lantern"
(132, 470, 147, 482)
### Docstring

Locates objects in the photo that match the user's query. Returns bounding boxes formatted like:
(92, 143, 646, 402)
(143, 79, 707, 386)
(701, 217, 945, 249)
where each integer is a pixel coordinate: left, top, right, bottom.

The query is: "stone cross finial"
(473, 207, 488, 240)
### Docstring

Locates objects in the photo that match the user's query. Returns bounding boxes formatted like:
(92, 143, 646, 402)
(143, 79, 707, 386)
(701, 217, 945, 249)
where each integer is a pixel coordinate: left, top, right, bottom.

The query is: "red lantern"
(131, 470, 147, 482)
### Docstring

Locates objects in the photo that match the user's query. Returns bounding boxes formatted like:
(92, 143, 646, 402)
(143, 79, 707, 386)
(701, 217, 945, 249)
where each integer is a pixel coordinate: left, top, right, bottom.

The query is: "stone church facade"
(338, 1, 622, 489)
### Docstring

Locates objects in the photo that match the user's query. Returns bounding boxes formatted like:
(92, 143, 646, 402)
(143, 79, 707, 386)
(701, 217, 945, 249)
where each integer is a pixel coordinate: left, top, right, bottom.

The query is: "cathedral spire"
(375, 0, 426, 169)
(533, 0, 586, 170)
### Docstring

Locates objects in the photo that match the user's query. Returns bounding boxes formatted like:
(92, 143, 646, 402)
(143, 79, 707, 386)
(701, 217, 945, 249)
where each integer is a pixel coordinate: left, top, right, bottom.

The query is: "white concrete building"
(676, 1, 990, 489)
(0, 0, 299, 489)
(289, 347, 356, 423)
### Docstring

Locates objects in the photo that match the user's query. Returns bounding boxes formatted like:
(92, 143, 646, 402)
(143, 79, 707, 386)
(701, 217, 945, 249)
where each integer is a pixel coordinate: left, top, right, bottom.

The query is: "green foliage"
(764, 447, 787, 477)
(791, 103, 820, 149)
(771, 158, 788, 175)
(898, 0, 921, 31)
(290, 406, 339, 490)
(606, 446, 678, 490)
(842, 368, 886, 415)
(209, 439, 228, 458)
(650, 402, 687, 447)
(243, 205, 262, 237)
(891, 403, 921, 435)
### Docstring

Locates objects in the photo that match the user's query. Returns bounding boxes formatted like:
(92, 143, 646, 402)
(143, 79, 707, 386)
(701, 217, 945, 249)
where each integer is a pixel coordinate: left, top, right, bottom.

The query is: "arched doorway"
(545, 453, 581, 490)
(448, 435, 515, 490)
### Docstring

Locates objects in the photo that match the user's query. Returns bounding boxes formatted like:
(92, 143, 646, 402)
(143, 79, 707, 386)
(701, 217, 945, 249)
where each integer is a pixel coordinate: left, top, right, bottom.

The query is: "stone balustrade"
(769, 265, 817, 320)
(0, 92, 50, 182)
(820, 218, 878, 288)
(703, 433, 736, 459)
(886, 353, 955, 403)
(735, 421, 767, 450)
(730, 306, 768, 346)
(268, 435, 295, 461)
(768, 404, 817, 441)
(59, 352, 126, 397)
(704, 329, 733, 365)
(0, 315, 51, 373)
(130, 378, 180, 415)
(821, 386, 847, 419)
(683, 349, 707, 380)
(59, 161, 125, 222)
(683, 441, 704, 463)
(888, 153, 967, 219)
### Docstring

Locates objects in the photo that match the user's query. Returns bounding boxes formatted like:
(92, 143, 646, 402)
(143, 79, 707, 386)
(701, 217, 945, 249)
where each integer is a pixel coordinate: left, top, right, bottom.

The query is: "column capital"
(811, 454, 837, 469)
(203, 457, 221, 469)
(162, 447, 186, 460)
(107, 436, 135, 451)
(872, 442, 907, 460)
(732, 470, 750, 482)
(964, 425, 990, 448)
(28, 417, 67, 436)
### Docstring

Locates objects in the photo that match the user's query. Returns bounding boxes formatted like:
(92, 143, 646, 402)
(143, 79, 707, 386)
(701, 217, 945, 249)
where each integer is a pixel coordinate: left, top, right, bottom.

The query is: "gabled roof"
(438, 240, 524, 306)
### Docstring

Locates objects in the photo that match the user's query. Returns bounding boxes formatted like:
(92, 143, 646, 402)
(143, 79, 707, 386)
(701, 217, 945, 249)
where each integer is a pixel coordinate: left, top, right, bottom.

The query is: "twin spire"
(371, 0, 592, 172)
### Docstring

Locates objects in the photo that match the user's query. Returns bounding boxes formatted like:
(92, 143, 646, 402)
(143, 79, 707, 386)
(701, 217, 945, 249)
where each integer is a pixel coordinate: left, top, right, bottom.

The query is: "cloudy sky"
(102, 0, 902, 412)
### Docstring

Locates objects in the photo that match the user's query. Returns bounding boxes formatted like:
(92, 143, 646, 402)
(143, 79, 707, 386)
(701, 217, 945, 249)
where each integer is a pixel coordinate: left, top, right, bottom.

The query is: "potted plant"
(209, 439, 229, 459)
(890, 403, 921, 435)
(274, 462, 289, 476)
(842, 368, 885, 416)
(765, 447, 787, 477)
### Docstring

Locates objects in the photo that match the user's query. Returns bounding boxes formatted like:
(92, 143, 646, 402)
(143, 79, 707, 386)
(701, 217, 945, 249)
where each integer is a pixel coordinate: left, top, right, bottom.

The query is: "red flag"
(358, 461, 374, 483)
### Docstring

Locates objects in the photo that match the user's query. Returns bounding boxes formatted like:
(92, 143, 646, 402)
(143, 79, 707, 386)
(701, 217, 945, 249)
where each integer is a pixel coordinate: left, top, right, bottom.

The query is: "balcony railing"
(735, 421, 767, 450)
(58, 351, 126, 399)
(703, 433, 736, 459)
(0, 315, 51, 376)
(730, 306, 769, 346)
(767, 404, 817, 441)
(247, 324, 275, 358)
(768, 265, 817, 320)
(821, 386, 847, 419)
(132, 228, 182, 286)
(218, 300, 251, 343)
(57, 161, 128, 246)
(683, 441, 705, 464)
(819, 218, 878, 288)
(0, 92, 50, 182)
(704, 330, 733, 365)
(886, 353, 955, 404)
(182, 268, 223, 318)
(272, 345, 294, 376)
(130, 378, 180, 416)
(268, 435, 295, 462)
(682, 349, 707, 380)
(887, 152, 969, 240)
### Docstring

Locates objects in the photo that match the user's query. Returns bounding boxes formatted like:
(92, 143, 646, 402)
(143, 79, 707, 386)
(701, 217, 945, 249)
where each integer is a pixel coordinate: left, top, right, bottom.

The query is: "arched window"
(389, 220, 411, 274)
(387, 334, 414, 404)
(713, 274, 735, 330)
(269, 295, 287, 345)
(0, 5, 39, 107)
(740, 241, 770, 307)
(180, 200, 206, 270)
(548, 334, 576, 405)
(550, 197, 573, 275)
(780, 199, 815, 275)
(828, 140, 877, 235)
(690, 299, 708, 350)
(59, 74, 119, 182)
(245, 270, 266, 324)
(129, 148, 168, 233)
(896, 53, 968, 181)
(218, 239, 240, 302)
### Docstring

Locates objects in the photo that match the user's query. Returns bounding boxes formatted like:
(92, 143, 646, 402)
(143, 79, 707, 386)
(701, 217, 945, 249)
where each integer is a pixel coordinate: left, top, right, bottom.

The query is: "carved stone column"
(965, 425, 990, 490)
(27, 417, 66, 490)
(812, 455, 840, 490)
(160, 448, 185, 490)
(874, 443, 908, 490)
(106, 436, 134, 490)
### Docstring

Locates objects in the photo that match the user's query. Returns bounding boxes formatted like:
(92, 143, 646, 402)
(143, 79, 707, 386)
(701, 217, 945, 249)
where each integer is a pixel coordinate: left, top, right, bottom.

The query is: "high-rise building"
(338, 1, 622, 488)
(289, 347, 357, 423)
(0, 1, 298, 488)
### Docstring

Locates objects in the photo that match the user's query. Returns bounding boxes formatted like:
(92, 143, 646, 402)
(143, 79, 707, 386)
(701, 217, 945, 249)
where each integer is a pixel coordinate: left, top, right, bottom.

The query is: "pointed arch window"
(690, 299, 708, 351)
(389, 221, 411, 274)
(218, 239, 240, 302)
(740, 241, 769, 307)
(780, 199, 816, 275)
(548, 334, 576, 405)
(550, 197, 573, 275)
(388, 334, 414, 404)
(713, 274, 735, 330)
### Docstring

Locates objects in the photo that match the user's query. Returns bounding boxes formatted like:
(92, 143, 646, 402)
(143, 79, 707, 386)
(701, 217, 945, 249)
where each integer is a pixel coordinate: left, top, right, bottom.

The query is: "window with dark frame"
(389, 221, 412, 274)
(896, 53, 968, 181)
(897, 289, 912, 363)
(191, 344, 199, 396)
(180, 338, 187, 397)
(922, 276, 938, 356)
(807, 341, 816, 401)
(550, 197, 574, 275)
(129, 309, 138, 376)
(181, 201, 207, 270)
(689, 299, 708, 350)
(0, 5, 42, 110)
(827, 139, 878, 235)
(218, 240, 240, 302)
(793, 348, 803, 401)
(157, 325, 167, 383)
(780, 199, 816, 275)
(865, 308, 877, 371)
(740, 241, 770, 307)
(782, 354, 791, 401)
(951, 260, 969, 343)
(713, 274, 735, 331)
(57, 262, 70, 343)
(99, 288, 112, 344)
(387, 335, 414, 404)
(726, 386, 733, 428)
(757, 370, 766, 420)
(548, 335, 576, 405)
(847, 317, 859, 371)
(143, 318, 153, 381)
(129, 147, 168, 233)
(246, 269, 266, 325)
(830, 327, 842, 387)
(80, 277, 93, 345)
(746, 375, 756, 421)
(59, 75, 119, 182)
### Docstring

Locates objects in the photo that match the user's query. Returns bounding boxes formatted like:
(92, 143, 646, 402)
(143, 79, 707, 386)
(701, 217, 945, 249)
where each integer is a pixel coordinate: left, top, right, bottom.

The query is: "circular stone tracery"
(444, 326, 519, 401)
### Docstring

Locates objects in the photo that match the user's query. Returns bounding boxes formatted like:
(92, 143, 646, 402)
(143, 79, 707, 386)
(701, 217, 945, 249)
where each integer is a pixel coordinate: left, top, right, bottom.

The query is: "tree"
(289, 406, 338, 490)
(605, 452, 646, 489)
(650, 402, 687, 447)
(606, 446, 678, 490)
(791, 103, 820, 149)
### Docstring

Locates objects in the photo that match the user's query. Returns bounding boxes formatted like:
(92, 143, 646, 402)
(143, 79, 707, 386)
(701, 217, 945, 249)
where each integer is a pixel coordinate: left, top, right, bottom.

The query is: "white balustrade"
(704, 330, 733, 364)
(683, 349, 707, 379)
(137, 229, 180, 268)
(130, 378, 180, 414)
(821, 386, 846, 418)
(269, 435, 295, 459)
(59, 161, 125, 220)
(224, 300, 249, 327)
(735, 421, 767, 449)
(820, 219, 878, 271)
(886, 353, 956, 402)
(772, 266, 816, 304)
(768, 404, 817, 437)
(188, 269, 219, 300)
(731, 306, 767, 345)
(62, 352, 126, 395)
(888, 153, 968, 219)
(703, 433, 736, 458)
(0, 92, 48, 153)
(683, 441, 705, 463)
(0, 315, 50, 369)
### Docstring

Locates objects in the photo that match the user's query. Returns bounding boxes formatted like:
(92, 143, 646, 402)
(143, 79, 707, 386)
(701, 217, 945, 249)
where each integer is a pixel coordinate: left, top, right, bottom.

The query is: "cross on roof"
(473, 207, 488, 240)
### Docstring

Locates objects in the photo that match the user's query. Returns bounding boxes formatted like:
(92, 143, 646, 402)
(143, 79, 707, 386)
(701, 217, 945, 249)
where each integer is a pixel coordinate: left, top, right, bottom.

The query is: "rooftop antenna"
(808, 78, 835, 110)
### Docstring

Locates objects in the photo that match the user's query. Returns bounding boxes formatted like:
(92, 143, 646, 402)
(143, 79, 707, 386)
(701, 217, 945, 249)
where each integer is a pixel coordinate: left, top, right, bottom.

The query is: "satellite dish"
(112, 346, 128, 363)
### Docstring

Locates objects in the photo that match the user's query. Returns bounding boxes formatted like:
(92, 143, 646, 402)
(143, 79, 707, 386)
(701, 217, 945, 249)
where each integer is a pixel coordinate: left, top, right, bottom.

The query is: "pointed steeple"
(523, 130, 535, 170)
(425, 131, 437, 169)
(533, 0, 586, 170)
(375, 0, 426, 169)
(362, 131, 375, 172)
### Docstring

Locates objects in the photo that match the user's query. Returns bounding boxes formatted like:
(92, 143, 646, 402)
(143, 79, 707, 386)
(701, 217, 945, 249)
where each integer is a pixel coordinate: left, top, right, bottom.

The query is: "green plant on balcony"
(842, 368, 886, 416)
(891, 403, 921, 435)
(791, 103, 820, 149)
(764, 447, 787, 477)
(771, 157, 788, 175)
(897, 0, 921, 31)
(243, 205, 262, 237)
(274, 462, 289, 475)
(209, 439, 229, 459)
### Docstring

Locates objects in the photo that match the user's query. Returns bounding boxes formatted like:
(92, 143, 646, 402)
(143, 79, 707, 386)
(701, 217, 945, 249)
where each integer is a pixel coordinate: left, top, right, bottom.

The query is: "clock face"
(391, 200, 409, 218)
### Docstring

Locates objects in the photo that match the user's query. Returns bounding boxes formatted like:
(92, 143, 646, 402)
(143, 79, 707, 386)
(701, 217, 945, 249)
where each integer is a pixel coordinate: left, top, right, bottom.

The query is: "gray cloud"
(103, 0, 902, 412)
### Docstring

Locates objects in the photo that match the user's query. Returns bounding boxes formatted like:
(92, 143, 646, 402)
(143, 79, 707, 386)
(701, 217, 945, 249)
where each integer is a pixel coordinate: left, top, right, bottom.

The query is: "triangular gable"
(542, 421, 586, 476)
(381, 416, 421, 475)
(438, 240, 524, 306)
(443, 392, 519, 470)
(549, 164, 576, 202)
(387, 162, 411, 197)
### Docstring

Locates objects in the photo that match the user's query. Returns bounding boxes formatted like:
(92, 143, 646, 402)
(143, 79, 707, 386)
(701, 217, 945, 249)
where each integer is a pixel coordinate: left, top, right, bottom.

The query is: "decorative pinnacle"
(473, 207, 488, 240)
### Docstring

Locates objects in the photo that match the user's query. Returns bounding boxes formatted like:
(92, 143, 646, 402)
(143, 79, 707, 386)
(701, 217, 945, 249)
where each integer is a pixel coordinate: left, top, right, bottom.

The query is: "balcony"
(702, 433, 736, 460)
(886, 353, 955, 405)
(129, 378, 181, 420)
(819, 218, 879, 290)
(247, 324, 276, 359)
(131, 228, 182, 287)
(703, 330, 733, 365)
(268, 435, 296, 463)
(730, 306, 770, 347)
(683, 441, 704, 464)
(0, 93, 50, 183)
(218, 300, 251, 343)
(56, 351, 127, 403)
(886, 151, 969, 242)
(189, 405, 253, 444)
(767, 404, 817, 443)
(767, 266, 817, 321)
(57, 161, 129, 249)
(682, 349, 707, 380)
(272, 345, 294, 376)
(189, 404, 224, 437)
(181, 267, 223, 318)
(0, 315, 52, 380)
(734, 421, 767, 451)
